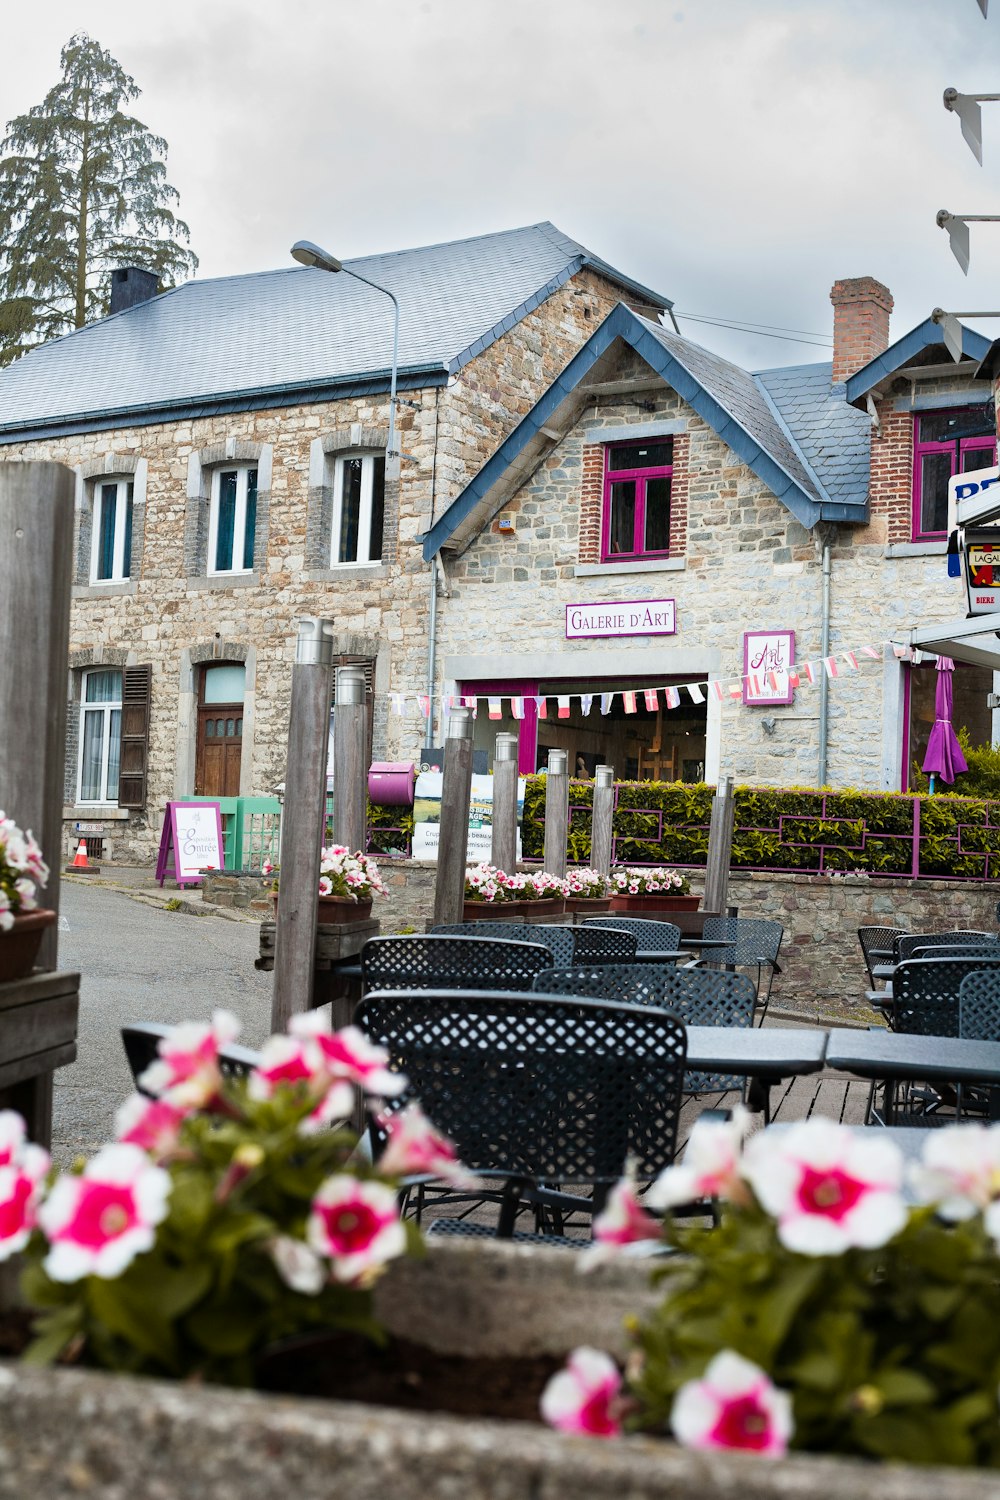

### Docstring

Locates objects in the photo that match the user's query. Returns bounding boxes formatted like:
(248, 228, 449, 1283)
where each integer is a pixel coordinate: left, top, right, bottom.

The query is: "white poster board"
(412, 771, 525, 863)
(171, 802, 226, 882)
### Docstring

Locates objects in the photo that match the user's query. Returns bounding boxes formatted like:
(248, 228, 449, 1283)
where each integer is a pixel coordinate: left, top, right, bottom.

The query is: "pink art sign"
(743, 630, 796, 705)
(566, 599, 676, 640)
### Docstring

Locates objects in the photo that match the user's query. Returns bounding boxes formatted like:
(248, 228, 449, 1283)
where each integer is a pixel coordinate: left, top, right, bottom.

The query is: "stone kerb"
(0, 1241, 996, 1500)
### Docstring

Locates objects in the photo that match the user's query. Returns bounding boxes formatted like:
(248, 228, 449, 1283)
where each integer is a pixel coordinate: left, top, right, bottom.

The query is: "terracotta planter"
(462, 900, 528, 920)
(522, 897, 566, 920)
(564, 896, 613, 915)
(271, 894, 374, 922)
(609, 892, 700, 912)
(0, 909, 56, 984)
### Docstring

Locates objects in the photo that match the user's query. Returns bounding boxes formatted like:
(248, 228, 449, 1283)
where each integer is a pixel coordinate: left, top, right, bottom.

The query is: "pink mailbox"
(368, 761, 417, 806)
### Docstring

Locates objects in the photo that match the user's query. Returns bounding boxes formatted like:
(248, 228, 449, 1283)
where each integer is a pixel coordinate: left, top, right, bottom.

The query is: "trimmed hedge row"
(521, 778, 1000, 881)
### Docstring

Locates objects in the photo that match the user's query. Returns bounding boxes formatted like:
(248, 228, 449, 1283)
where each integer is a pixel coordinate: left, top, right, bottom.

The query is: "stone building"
(0, 223, 670, 862)
(422, 278, 999, 793)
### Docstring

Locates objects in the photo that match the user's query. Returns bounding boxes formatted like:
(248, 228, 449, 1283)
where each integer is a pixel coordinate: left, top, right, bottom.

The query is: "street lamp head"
(290, 240, 343, 274)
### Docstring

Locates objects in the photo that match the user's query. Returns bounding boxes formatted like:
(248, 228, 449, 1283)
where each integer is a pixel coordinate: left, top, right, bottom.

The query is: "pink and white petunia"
(137, 1010, 241, 1108)
(742, 1117, 906, 1256)
(580, 1174, 661, 1268)
(910, 1123, 1000, 1221)
(671, 1350, 793, 1457)
(290, 1017, 406, 1099)
(268, 1234, 326, 1295)
(249, 1033, 327, 1100)
(39, 1143, 171, 1281)
(376, 1103, 476, 1188)
(114, 1094, 187, 1158)
(646, 1107, 752, 1212)
(540, 1347, 623, 1438)
(306, 1174, 406, 1284)
(0, 1141, 50, 1261)
(0, 1110, 28, 1168)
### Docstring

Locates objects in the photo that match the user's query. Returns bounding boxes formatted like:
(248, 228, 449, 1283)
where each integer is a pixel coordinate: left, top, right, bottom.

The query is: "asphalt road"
(54, 883, 273, 1161)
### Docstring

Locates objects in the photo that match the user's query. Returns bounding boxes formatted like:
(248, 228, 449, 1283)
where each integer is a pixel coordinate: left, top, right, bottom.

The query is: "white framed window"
(77, 669, 122, 804)
(331, 452, 385, 565)
(208, 466, 257, 575)
(90, 479, 134, 583)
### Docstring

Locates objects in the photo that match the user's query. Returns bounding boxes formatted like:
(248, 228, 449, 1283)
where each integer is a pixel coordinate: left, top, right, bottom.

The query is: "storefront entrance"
(462, 675, 707, 782)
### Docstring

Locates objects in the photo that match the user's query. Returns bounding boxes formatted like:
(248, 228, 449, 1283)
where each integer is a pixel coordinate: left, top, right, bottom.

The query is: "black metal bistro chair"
(896, 931, 997, 962)
(695, 917, 784, 1024)
(430, 921, 576, 968)
(533, 962, 755, 1101)
(956, 968, 1000, 1118)
(582, 916, 682, 954)
(121, 1022, 262, 1095)
(568, 926, 638, 965)
(858, 925, 909, 987)
(355, 988, 688, 1242)
(362, 935, 552, 994)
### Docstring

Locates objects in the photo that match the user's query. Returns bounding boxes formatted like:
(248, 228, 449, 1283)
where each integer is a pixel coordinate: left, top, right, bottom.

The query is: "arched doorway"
(195, 662, 245, 797)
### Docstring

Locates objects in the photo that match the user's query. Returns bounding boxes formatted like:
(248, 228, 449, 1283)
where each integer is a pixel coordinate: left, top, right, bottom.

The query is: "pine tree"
(0, 32, 197, 365)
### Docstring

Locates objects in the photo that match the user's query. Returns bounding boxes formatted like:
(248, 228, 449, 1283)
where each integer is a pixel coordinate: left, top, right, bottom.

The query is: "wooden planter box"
(0, 1240, 995, 1499)
(0, 969, 80, 1147)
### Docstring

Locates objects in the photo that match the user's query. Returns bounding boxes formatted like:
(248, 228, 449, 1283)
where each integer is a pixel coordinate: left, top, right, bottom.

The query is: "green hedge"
(521, 777, 1000, 880)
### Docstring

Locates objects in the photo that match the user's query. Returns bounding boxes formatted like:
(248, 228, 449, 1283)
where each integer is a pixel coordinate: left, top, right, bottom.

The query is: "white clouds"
(4, 0, 1000, 368)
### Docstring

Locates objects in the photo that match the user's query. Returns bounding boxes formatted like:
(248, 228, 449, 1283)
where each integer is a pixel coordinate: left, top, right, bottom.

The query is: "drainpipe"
(818, 528, 833, 787)
(423, 387, 442, 751)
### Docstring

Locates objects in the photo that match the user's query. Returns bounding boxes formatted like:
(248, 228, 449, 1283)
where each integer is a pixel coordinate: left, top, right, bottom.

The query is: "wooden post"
(490, 732, 519, 873)
(332, 665, 367, 853)
(703, 773, 735, 915)
(591, 764, 615, 875)
(0, 462, 75, 972)
(271, 619, 333, 1031)
(543, 748, 569, 878)
(433, 707, 474, 926)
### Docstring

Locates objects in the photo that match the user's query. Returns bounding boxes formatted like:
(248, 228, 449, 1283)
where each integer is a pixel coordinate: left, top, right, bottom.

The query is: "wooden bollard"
(272, 618, 333, 1031)
(433, 707, 475, 926)
(490, 732, 519, 874)
(0, 462, 75, 972)
(591, 764, 615, 875)
(543, 748, 569, 879)
(703, 773, 735, 915)
(331, 666, 368, 853)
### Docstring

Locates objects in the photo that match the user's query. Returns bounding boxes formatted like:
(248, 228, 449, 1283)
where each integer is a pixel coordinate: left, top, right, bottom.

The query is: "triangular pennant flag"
(643, 688, 659, 711)
(536, 696, 548, 719)
(892, 645, 910, 661)
(787, 669, 800, 688)
(804, 662, 817, 684)
(824, 656, 839, 679)
(841, 651, 858, 671)
(687, 682, 706, 704)
(912, 649, 922, 665)
(488, 698, 502, 720)
(767, 671, 779, 692)
(462, 696, 478, 718)
(622, 691, 638, 714)
(511, 697, 524, 720)
(417, 695, 430, 718)
(601, 693, 615, 715)
(748, 673, 762, 698)
(728, 683, 743, 700)
(861, 645, 881, 660)
(390, 693, 406, 716)
(665, 685, 681, 709)
(711, 681, 725, 702)
(580, 693, 593, 717)
(557, 696, 571, 719)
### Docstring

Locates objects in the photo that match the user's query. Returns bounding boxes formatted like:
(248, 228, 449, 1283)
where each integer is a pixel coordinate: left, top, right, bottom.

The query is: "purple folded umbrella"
(921, 656, 968, 785)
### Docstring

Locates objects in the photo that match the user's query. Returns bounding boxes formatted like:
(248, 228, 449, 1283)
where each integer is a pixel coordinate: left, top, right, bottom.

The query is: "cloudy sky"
(4, 0, 1000, 369)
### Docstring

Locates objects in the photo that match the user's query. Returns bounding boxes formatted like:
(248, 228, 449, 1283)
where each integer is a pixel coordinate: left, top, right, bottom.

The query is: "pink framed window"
(602, 439, 672, 561)
(912, 407, 996, 541)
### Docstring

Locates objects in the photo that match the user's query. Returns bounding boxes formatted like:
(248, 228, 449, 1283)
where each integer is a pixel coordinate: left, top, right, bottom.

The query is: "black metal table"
(684, 1025, 828, 1120)
(826, 1030, 1000, 1122)
(678, 937, 733, 951)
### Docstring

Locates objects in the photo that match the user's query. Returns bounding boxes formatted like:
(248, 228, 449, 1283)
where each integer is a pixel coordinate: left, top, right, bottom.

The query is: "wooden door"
(195, 704, 243, 796)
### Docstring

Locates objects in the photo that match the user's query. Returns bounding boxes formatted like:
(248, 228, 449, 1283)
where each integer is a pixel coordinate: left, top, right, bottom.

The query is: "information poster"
(155, 801, 225, 887)
(412, 772, 525, 863)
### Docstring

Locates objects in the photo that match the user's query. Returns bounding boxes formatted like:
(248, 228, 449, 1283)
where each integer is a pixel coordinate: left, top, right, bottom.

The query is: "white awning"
(893, 613, 1000, 671)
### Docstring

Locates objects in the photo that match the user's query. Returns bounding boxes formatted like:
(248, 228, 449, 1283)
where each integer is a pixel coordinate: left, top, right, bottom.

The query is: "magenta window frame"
(911, 409, 997, 542)
(601, 441, 673, 563)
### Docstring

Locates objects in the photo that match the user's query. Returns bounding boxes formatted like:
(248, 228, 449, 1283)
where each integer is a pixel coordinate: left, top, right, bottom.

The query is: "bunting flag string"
(367, 633, 918, 722)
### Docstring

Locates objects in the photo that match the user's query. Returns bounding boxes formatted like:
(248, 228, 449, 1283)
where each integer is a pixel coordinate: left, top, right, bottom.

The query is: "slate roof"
(422, 305, 869, 560)
(756, 361, 870, 509)
(0, 222, 671, 440)
(844, 315, 992, 405)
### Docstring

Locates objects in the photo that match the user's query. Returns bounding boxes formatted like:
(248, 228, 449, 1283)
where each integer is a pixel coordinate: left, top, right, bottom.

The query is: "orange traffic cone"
(71, 839, 89, 868)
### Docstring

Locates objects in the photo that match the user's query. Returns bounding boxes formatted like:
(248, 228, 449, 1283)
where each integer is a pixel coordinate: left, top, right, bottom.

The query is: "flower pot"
(564, 896, 613, 915)
(271, 894, 374, 922)
(609, 893, 700, 912)
(0, 909, 57, 984)
(462, 900, 528, 920)
(522, 897, 566, 920)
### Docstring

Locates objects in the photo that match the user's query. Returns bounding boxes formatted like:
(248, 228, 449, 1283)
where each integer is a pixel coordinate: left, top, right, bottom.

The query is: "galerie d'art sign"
(565, 599, 676, 640)
(155, 801, 225, 887)
(743, 630, 795, 706)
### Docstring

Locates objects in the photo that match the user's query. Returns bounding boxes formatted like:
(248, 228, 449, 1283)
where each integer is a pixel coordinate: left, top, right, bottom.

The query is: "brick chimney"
(829, 276, 893, 384)
(109, 266, 159, 315)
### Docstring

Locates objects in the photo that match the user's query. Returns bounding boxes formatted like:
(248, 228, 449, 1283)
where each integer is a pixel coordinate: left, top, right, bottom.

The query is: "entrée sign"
(565, 599, 676, 640)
